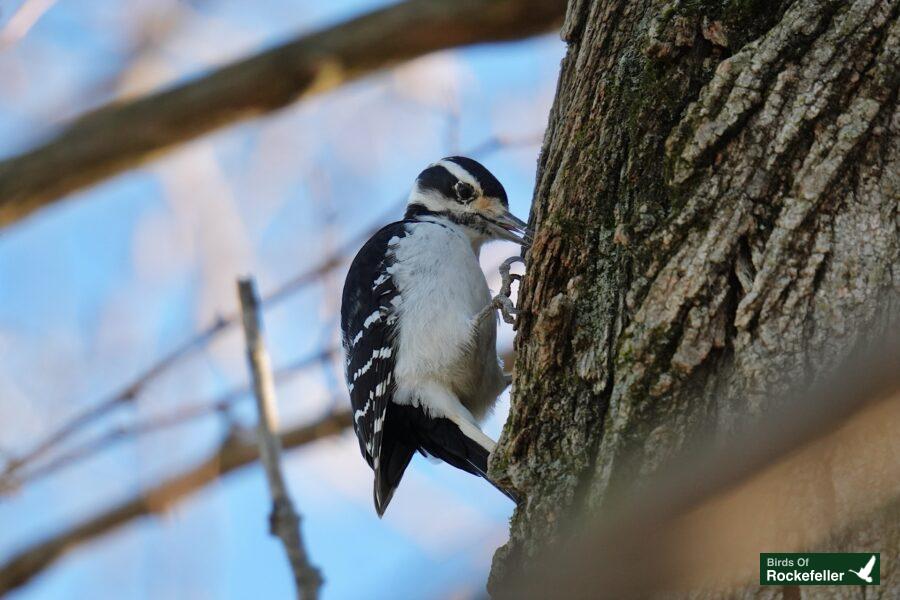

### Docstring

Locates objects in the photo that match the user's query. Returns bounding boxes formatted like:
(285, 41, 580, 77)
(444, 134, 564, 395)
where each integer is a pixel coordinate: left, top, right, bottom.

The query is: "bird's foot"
(492, 256, 524, 325)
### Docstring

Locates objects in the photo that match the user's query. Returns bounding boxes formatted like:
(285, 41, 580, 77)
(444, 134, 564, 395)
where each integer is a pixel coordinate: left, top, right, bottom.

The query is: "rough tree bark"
(490, 0, 899, 595)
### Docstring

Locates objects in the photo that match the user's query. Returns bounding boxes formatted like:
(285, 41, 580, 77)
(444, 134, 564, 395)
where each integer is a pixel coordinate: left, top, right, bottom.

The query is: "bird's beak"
(491, 210, 531, 246)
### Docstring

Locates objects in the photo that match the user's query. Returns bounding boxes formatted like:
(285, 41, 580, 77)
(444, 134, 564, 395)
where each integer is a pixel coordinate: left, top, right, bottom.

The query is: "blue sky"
(0, 1, 564, 597)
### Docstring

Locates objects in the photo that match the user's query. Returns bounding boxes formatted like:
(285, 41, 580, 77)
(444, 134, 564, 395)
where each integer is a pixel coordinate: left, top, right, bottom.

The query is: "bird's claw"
(493, 256, 525, 325)
(492, 293, 518, 325)
(474, 256, 525, 327)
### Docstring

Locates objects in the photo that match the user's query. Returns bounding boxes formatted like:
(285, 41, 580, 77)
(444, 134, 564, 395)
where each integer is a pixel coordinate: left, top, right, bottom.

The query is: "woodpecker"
(340, 156, 528, 516)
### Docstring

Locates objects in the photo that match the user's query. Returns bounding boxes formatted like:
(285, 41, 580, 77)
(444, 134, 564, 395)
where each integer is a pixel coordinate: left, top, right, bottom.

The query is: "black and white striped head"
(406, 157, 529, 245)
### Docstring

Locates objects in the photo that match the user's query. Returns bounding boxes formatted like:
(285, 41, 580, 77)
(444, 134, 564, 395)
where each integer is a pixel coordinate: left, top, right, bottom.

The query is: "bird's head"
(406, 156, 530, 246)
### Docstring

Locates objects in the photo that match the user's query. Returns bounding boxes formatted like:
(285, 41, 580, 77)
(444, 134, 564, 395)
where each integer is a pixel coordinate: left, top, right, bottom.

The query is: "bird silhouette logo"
(848, 555, 877, 583)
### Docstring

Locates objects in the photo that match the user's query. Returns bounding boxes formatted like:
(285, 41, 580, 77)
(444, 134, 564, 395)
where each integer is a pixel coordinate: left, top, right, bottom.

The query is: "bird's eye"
(453, 181, 475, 203)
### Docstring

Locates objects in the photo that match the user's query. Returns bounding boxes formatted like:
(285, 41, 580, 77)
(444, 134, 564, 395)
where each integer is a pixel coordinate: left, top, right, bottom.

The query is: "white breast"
(387, 218, 503, 418)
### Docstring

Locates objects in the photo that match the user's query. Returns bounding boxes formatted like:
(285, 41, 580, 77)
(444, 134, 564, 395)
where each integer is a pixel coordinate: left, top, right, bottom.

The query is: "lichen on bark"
(489, 0, 900, 594)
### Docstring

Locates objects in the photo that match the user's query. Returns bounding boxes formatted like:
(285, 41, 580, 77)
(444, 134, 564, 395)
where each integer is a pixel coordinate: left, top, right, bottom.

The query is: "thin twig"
(0, 316, 230, 483)
(0, 340, 510, 590)
(8, 343, 516, 490)
(238, 278, 323, 599)
(0, 409, 351, 595)
(0, 221, 371, 484)
(7, 347, 338, 489)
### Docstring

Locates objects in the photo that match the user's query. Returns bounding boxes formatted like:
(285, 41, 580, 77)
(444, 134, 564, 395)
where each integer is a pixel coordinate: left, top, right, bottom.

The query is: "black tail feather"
(374, 439, 415, 517)
(388, 403, 522, 506)
(463, 453, 521, 505)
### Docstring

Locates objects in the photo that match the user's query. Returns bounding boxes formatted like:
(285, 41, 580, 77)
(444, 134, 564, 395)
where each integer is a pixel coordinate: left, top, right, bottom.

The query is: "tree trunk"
(490, 0, 899, 595)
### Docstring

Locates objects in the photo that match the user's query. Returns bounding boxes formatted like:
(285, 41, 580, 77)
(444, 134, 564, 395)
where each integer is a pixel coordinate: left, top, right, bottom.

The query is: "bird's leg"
(496, 257, 523, 388)
(472, 256, 525, 327)
(494, 256, 523, 325)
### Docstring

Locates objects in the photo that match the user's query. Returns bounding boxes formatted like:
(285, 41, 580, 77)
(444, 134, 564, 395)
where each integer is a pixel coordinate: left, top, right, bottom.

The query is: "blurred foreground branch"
(502, 334, 900, 598)
(0, 0, 563, 227)
(238, 279, 322, 599)
(0, 0, 57, 50)
(0, 410, 351, 595)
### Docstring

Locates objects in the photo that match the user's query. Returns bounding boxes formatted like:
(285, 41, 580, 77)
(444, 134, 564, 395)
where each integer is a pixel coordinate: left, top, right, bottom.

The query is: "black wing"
(341, 221, 414, 515)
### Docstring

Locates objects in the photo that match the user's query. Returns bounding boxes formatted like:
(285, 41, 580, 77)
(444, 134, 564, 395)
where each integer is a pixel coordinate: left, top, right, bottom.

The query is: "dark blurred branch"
(0, 0, 563, 228)
(0, 409, 352, 595)
(0, 134, 538, 489)
(238, 278, 322, 598)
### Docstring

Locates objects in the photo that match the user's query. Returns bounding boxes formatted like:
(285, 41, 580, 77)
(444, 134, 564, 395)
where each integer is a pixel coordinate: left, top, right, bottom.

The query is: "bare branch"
(0, 409, 351, 595)
(0, 315, 228, 486)
(237, 278, 322, 599)
(0, 0, 563, 228)
(0, 324, 519, 591)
